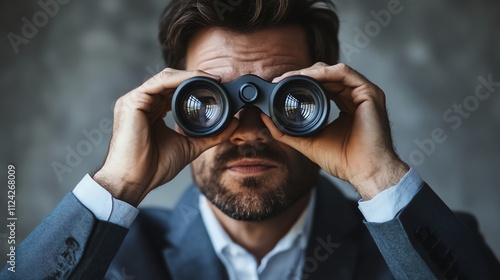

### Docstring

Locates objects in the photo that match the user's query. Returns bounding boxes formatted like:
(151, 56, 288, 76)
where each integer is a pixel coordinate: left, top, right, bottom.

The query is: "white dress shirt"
(72, 168, 423, 279)
(198, 189, 316, 280)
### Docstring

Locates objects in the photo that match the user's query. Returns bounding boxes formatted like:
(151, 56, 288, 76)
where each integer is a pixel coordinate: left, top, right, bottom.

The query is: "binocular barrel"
(172, 74, 329, 137)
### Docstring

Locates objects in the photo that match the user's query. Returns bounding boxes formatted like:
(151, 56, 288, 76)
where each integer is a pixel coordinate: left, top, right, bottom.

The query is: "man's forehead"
(185, 25, 311, 82)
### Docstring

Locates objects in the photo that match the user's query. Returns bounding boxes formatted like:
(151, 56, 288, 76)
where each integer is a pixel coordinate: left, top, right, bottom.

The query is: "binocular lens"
(271, 81, 328, 136)
(173, 79, 231, 136)
(183, 89, 222, 128)
(278, 87, 318, 126)
(173, 75, 328, 137)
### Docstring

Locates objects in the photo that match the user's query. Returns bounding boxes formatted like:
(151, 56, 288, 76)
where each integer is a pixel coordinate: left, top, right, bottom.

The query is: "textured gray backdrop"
(1, 0, 499, 266)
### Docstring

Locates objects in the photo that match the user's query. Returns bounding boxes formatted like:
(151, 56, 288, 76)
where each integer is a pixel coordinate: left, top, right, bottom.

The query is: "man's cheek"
(190, 157, 207, 185)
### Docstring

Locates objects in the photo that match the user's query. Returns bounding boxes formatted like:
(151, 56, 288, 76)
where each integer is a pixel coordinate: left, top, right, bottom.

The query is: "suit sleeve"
(0, 193, 128, 280)
(365, 183, 500, 279)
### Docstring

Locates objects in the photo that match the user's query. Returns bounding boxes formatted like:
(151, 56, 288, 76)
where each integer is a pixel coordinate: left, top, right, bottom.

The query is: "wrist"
(93, 169, 144, 207)
(350, 157, 409, 200)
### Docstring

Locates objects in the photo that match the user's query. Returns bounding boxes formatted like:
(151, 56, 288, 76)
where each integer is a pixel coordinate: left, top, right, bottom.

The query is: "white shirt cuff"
(358, 167, 423, 223)
(72, 174, 139, 228)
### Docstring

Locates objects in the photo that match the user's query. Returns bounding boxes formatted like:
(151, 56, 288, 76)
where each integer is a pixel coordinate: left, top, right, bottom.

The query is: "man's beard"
(193, 143, 319, 221)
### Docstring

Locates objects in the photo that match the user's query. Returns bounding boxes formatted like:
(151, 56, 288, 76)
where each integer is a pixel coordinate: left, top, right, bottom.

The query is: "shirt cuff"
(72, 174, 139, 228)
(358, 167, 423, 223)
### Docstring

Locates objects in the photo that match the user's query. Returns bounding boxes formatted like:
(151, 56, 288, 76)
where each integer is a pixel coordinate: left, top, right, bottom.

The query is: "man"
(2, 0, 499, 279)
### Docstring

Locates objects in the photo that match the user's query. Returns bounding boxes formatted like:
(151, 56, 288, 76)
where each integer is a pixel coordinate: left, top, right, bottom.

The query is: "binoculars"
(172, 74, 329, 137)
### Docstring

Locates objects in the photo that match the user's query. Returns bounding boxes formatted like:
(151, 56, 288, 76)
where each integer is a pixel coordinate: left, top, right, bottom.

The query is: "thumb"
(260, 113, 311, 154)
(187, 118, 240, 159)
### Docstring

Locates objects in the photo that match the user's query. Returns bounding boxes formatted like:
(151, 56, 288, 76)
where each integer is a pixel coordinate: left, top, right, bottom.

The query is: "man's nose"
(229, 107, 273, 145)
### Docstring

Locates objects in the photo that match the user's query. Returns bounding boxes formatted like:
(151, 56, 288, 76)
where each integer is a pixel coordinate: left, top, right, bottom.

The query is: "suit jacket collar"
(163, 187, 229, 280)
(302, 176, 363, 279)
(163, 176, 363, 280)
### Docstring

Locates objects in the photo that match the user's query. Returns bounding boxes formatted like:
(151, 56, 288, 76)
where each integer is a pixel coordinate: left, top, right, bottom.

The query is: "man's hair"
(158, 0, 340, 69)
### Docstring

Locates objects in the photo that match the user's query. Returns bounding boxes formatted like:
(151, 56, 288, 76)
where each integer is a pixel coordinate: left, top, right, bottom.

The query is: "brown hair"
(158, 0, 340, 69)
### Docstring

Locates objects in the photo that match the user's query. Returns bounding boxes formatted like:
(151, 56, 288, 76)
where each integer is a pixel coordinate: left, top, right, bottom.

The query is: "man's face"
(185, 25, 320, 221)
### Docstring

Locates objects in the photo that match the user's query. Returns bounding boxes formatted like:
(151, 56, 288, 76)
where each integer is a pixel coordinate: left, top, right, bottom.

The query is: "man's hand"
(262, 63, 409, 200)
(93, 69, 238, 206)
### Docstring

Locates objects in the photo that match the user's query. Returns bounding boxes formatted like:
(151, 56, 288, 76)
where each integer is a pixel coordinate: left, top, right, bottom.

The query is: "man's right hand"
(93, 69, 238, 206)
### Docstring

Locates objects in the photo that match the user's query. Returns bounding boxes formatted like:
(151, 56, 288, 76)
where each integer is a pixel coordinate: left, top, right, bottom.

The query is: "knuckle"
(376, 88, 387, 102)
(335, 63, 351, 73)
(112, 97, 127, 118)
(144, 68, 178, 86)
(313, 61, 329, 67)
(162, 67, 175, 73)
(114, 96, 125, 110)
(318, 66, 329, 76)
(192, 70, 207, 76)
(158, 69, 173, 78)
(156, 68, 178, 80)
(359, 85, 385, 102)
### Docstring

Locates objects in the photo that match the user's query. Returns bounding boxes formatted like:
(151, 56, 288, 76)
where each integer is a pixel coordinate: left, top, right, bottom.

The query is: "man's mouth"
(225, 159, 278, 175)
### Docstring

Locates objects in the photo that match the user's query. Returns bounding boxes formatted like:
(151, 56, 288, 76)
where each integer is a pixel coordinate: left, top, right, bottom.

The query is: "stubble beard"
(192, 144, 319, 221)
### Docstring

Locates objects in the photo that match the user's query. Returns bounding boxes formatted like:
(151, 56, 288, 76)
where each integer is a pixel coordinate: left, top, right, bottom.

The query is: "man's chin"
(196, 164, 314, 221)
(214, 191, 289, 221)
(200, 173, 308, 222)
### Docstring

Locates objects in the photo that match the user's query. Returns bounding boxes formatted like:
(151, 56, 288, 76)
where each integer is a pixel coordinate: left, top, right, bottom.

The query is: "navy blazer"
(2, 177, 499, 279)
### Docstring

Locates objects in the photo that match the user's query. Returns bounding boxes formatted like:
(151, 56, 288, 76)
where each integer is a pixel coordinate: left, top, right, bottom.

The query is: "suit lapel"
(302, 177, 363, 279)
(162, 178, 363, 280)
(163, 186, 229, 280)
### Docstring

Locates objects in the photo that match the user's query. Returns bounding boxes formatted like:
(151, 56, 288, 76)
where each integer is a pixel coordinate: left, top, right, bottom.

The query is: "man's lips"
(225, 159, 278, 174)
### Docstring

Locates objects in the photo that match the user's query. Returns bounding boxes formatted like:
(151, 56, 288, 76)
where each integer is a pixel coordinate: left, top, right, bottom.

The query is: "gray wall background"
(1, 0, 499, 266)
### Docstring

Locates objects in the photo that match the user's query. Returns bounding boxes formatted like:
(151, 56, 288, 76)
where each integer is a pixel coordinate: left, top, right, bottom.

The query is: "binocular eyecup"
(172, 74, 329, 137)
